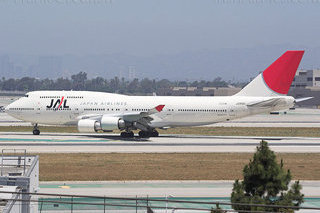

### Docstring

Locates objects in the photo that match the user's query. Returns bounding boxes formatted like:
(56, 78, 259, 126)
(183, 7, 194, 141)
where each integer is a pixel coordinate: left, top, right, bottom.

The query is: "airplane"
(5, 50, 306, 138)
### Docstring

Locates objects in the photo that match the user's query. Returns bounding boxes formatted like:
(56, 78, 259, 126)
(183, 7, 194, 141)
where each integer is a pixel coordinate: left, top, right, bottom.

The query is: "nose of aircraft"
(5, 102, 14, 115)
(5, 99, 21, 117)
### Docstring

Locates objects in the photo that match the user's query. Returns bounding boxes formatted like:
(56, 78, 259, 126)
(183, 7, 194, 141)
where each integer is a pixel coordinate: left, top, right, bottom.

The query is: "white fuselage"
(6, 91, 294, 128)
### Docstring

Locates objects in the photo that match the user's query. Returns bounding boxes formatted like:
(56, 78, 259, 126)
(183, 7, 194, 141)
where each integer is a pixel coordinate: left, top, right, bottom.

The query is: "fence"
(1, 191, 320, 213)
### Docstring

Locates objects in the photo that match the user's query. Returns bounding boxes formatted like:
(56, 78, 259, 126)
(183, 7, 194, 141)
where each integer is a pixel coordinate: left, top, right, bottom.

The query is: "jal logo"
(46, 96, 69, 109)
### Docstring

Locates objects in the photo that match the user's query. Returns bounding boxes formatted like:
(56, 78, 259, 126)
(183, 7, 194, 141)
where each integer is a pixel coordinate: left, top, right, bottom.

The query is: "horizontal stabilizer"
(295, 97, 313, 103)
(247, 98, 287, 108)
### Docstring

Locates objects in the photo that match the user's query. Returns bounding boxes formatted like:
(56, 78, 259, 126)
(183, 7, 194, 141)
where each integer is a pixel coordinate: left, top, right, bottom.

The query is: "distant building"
(291, 69, 320, 88)
(128, 66, 136, 80)
(287, 69, 320, 107)
(0, 55, 14, 77)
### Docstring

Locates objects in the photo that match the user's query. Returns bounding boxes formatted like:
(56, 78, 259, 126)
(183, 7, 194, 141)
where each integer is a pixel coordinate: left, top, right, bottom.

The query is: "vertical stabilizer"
(235, 50, 304, 97)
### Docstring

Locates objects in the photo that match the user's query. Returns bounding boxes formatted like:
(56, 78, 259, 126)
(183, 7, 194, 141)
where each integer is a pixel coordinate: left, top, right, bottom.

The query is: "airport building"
(287, 69, 320, 108)
(0, 151, 39, 213)
(291, 69, 320, 88)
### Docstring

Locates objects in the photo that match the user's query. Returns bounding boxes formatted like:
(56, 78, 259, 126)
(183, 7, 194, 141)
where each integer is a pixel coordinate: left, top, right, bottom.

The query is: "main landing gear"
(120, 131, 134, 138)
(32, 124, 40, 135)
(138, 130, 159, 138)
(120, 129, 159, 138)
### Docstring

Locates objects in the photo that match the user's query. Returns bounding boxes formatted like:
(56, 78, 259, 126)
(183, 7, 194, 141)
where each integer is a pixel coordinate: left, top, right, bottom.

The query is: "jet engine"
(77, 116, 125, 133)
(77, 119, 102, 133)
(100, 116, 125, 131)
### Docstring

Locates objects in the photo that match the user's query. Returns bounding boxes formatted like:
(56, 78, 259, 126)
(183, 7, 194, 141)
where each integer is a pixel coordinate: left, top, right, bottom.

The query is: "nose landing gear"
(32, 124, 40, 135)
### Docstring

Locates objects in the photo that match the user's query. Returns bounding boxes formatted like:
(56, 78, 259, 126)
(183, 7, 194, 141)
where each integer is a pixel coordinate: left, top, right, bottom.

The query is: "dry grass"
(159, 127, 320, 137)
(0, 126, 79, 133)
(2, 126, 320, 137)
(39, 153, 320, 181)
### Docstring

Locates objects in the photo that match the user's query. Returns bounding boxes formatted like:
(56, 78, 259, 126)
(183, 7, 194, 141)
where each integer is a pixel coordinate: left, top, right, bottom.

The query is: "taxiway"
(1, 132, 320, 153)
(39, 180, 320, 197)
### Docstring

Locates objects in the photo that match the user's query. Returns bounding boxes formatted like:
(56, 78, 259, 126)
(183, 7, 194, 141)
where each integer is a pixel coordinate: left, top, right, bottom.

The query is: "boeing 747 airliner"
(5, 51, 305, 137)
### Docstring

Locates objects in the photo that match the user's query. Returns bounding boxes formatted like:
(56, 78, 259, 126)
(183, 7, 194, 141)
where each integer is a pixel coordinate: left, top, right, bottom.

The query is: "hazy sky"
(1, 0, 320, 56)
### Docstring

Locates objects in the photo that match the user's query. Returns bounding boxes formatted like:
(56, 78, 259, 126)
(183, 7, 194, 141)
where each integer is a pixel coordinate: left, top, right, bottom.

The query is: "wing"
(119, 105, 165, 131)
(122, 105, 165, 122)
(76, 105, 165, 130)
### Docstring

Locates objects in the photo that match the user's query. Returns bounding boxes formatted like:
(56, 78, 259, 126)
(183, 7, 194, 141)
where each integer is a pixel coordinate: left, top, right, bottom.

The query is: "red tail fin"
(262, 50, 304, 95)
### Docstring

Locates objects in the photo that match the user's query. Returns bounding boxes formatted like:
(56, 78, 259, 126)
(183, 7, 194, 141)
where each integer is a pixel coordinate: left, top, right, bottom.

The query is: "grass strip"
(39, 153, 320, 181)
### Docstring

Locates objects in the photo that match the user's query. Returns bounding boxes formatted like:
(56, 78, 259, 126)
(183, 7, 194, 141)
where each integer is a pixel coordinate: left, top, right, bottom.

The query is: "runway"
(1, 132, 320, 153)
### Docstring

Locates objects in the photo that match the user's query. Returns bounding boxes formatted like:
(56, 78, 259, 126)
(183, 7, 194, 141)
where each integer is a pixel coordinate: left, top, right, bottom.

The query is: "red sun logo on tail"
(262, 50, 304, 95)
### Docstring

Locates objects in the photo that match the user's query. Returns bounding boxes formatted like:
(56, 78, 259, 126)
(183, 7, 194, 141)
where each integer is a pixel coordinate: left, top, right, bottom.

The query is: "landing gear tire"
(33, 129, 40, 135)
(151, 130, 159, 137)
(120, 131, 134, 138)
(129, 131, 134, 137)
(138, 131, 150, 138)
(32, 124, 40, 135)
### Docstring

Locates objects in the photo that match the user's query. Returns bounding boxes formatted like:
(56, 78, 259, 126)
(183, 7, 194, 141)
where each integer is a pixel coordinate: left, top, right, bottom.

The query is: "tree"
(110, 77, 120, 92)
(71, 72, 87, 90)
(86, 77, 106, 91)
(140, 78, 154, 93)
(211, 77, 228, 87)
(40, 78, 55, 90)
(156, 79, 172, 89)
(54, 77, 71, 90)
(127, 78, 139, 93)
(1, 78, 16, 91)
(231, 140, 304, 213)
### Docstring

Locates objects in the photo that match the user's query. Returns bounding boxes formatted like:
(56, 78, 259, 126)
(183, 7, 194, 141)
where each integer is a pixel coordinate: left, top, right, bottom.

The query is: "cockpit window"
(24, 94, 29, 97)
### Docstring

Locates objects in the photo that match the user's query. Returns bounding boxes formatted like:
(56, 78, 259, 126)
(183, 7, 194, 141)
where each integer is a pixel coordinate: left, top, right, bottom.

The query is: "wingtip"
(155, 105, 165, 112)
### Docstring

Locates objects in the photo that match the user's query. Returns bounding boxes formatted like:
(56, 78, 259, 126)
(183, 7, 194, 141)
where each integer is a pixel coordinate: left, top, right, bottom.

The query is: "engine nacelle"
(77, 116, 125, 133)
(101, 116, 125, 131)
(77, 119, 102, 133)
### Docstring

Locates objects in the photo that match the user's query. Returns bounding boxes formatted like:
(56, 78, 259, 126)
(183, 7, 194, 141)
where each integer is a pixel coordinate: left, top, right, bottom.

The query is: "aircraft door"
(229, 106, 236, 117)
(35, 100, 42, 115)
